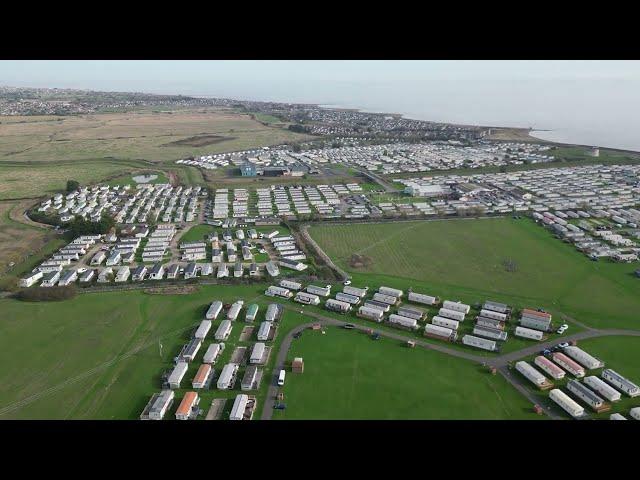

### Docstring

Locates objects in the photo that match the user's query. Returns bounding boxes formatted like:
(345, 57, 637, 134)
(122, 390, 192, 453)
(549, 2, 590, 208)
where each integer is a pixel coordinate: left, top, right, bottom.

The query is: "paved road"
(261, 308, 640, 420)
(356, 168, 396, 193)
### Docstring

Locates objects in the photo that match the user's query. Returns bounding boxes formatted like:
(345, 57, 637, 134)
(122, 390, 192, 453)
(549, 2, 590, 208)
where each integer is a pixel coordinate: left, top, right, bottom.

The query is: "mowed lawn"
(309, 218, 640, 330)
(273, 326, 540, 420)
(0, 283, 306, 420)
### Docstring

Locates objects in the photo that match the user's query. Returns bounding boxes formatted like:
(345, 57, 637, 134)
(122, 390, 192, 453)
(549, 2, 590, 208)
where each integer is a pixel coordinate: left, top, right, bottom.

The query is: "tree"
(66, 180, 80, 192)
(499, 165, 508, 173)
(291, 144, 301, 153)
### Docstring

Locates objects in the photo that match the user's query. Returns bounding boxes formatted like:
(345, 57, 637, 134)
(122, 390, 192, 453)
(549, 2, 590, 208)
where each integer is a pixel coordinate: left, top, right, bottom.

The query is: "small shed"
(406, 341, 416, 348)
(292, 357, 304, 374)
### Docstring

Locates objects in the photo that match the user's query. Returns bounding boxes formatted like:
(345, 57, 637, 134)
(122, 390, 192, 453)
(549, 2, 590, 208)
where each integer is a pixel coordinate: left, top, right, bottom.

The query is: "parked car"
(557, 342, 569, 349)
(343, 324, 355, 330)
(343, 280, 352, 286)
(556, 324, 569, 334)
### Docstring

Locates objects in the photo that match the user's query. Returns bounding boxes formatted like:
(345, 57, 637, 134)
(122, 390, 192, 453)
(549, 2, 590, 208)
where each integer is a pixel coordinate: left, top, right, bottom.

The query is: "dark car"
(343, 323, 356, 330)
(293, 331, 302, 339)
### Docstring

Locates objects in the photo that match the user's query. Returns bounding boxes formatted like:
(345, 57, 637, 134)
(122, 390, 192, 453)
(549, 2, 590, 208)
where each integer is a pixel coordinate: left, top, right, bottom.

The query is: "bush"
(66, 180, 80, 192)
(15, 285, 77, 302)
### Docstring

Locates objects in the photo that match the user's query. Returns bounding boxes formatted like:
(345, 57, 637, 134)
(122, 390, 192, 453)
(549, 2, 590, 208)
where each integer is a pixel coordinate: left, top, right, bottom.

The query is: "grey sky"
(2, 60, 640, 149)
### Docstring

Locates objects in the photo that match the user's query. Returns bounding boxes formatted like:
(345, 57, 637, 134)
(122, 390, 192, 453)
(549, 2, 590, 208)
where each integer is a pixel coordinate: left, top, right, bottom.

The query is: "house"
(19, 271, 43, 288)
(120, 251, 135, 264)
(132, 265, 148, 281)
(149, 263, 164, 280)
(241, 161, 257, 177)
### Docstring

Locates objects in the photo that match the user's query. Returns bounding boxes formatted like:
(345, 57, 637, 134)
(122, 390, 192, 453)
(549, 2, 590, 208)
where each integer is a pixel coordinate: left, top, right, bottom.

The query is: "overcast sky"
(2, 60, 640, 149)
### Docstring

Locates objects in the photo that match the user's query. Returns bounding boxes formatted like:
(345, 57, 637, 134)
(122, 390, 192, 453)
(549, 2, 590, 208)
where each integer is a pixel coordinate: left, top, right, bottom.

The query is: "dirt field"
(0, 109, 312, 164)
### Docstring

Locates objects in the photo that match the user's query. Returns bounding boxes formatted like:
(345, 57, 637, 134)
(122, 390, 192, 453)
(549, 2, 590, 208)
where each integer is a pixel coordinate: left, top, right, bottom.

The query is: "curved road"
(261, 306, 640, 420)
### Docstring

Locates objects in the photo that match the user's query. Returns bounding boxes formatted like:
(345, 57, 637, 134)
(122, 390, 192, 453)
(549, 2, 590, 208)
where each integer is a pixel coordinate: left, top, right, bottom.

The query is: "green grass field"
(308, 217, 640, 330)
(273, 326, 541, 420)
(0, 283, 309, 419)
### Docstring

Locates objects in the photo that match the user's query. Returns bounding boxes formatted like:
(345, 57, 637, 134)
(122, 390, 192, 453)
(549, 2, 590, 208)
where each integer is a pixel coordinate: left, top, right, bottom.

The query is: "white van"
(277, 369, 286, 386)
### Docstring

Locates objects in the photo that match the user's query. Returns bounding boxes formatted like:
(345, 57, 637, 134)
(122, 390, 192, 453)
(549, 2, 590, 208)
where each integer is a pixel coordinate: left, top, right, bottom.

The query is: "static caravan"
(462, 335, 497, 352)
(216, 263, 229, 278)
(442, 300, 470, 315)
(241, 365, 260, 391)
(141, 390, 174, 420)
(520, 315, 552, 332)
(473, 325, 508, 342)
(432, 316, 459, 330)
(192, 364, 213, 389)
(610, 413, 627, 420)
(515, 361, 550, 388)
(217, 363, 239, 390)
(563, 346, 605, 370)
(515, 326, 544, 341)
(257, 321, 273, 341)
(175, 392, 199, 420)
(379, 286, 403, 298)
(483, 300, 510, 314)
(552, 352, 585, 378)
(306, 284, 331, 297)
(335, 292, 361, 305)
(549, 388, 585, 418)
(584, 376, 621, 402)
(343, 285, 368, 298)
(206, 301, 223, 320)
(407, 291, 438, 306)
(438, 308, 466, 322)
(567, 380, 607, 411)
(265, 303, 281, 322)
(279, 279, 302, 291)
(245, 304, 259, 322)
(372, 292, 399, 306)
(179, 338, 202, 362)
(397, 305, 425, 321)
(357, 306, 384, 322)
(387, 314, 419, 331)
(479, 309, 507, 322)
(476, 316, 504, 330)
(227, 301, 244, 321)
(295, 291, 320, 305)
(215, 320, 233, 341)
(203, 343, 224, 364)
(265, 285, 292, 298)
(364, 300, 390, 313)
(325, 298, 352, 313)
(19, 271, 43, 288)
(168, 362, 189, 389)
(535, 356, 565, 380)
(194, 320, 212, 340)
(424, 323, 457, 342)
(229, 394, 250, 421)
(249, 342, 266, 364)
(629, 407, 640, 420)
(601, 369, 640, 397)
